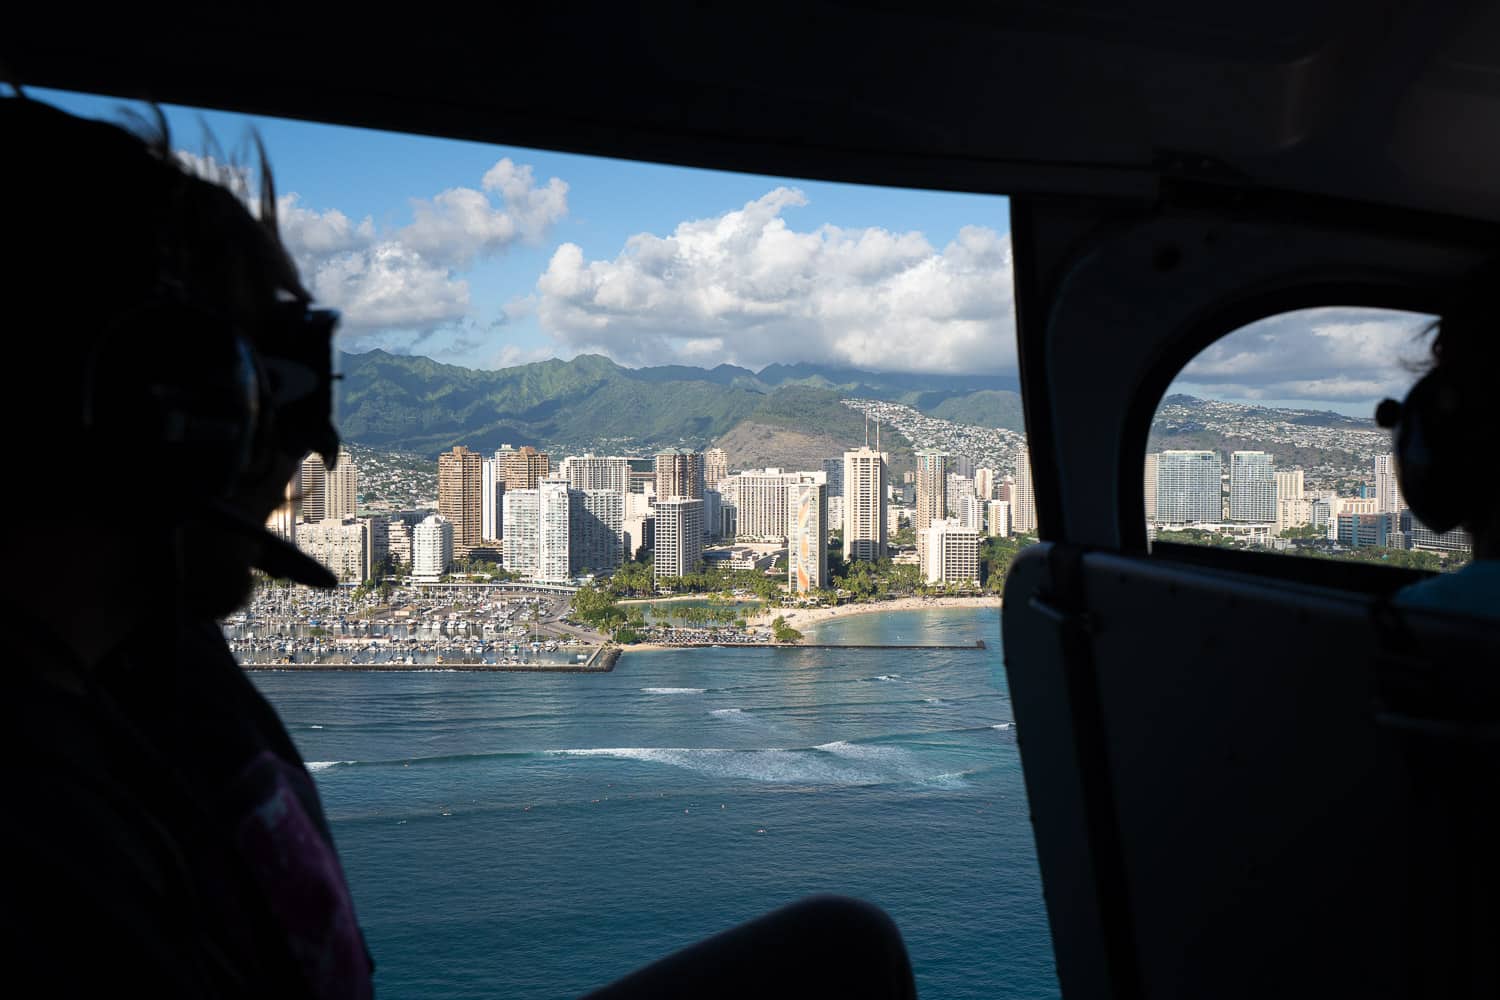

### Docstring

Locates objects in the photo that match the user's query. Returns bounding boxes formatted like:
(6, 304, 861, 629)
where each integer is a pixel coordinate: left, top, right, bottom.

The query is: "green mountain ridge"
(335, 350, 1012, 456)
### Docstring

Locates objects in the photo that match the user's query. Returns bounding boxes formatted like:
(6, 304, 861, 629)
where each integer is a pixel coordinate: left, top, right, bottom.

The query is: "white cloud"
(274, 159, 568, 336)
(1177, 307, 1433, 404)
(535, 187, 1016, 373)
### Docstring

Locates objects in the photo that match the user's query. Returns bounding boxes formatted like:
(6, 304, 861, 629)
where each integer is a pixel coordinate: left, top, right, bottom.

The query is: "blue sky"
(33, 86, 1011, 375)
(31, 87, 1421, 416)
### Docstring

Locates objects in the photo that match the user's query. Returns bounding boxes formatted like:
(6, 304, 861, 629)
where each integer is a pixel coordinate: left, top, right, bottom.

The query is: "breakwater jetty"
(242, 646, 622, 674)
(635, 640, 987, 652)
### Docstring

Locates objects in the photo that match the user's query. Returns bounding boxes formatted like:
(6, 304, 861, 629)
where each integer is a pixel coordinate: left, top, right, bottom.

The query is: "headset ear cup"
(1394, 371, 1467, 535)
(85, 300, 262, 501)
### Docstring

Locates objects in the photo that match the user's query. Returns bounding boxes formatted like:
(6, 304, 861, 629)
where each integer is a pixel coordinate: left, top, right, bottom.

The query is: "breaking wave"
(640, 687, 706, 695)
(549, 740, 952, 787)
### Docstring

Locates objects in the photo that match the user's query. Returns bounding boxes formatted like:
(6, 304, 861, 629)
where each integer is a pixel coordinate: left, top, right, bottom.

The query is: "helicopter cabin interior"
(10, 2, 1500, 996)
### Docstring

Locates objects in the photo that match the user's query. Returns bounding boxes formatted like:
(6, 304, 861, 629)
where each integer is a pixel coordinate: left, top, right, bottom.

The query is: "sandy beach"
(748, 595, 1000, 631)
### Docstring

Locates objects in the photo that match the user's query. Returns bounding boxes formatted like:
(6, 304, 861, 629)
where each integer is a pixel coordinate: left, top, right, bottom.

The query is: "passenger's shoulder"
(1394, 560, 1500, 621)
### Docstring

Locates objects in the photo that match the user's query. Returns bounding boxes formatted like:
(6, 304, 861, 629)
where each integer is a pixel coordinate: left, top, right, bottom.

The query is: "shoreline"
(749, 595, 1000, 631)
(624, 596, 1001, 651)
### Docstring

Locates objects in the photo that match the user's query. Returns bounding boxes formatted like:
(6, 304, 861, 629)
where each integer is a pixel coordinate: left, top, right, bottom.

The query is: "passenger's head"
(1, 97, 334, 647)
(1379, 261, 1500, 555)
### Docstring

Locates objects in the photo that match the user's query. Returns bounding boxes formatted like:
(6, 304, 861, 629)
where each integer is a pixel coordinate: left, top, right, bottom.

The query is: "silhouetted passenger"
(1383, 269, 1500, 618)
(0, 97, 915, 998)
(0, 96, 373, 997)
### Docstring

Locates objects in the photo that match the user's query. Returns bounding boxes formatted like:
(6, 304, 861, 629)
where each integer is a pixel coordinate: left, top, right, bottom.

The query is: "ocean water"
(252, 606, 1059, 999)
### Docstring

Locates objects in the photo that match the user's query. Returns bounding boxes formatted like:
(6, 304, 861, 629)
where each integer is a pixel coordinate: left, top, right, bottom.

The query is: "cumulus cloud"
(1176, 307, 1433, 405)
(535, 187, 1016, 373)
(275, 159, 568, 336)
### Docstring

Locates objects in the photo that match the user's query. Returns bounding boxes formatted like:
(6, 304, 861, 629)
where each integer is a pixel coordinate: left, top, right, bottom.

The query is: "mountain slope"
(337, 351, 944, 456)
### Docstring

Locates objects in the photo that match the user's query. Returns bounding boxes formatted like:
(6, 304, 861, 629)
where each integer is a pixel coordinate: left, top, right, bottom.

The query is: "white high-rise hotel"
(1229, 450, 1276, 522)
(730, 469, 804, 541)
(842, 446, 888, 562)
(921, 518, 980, 585)
(654, 498, 704, 581)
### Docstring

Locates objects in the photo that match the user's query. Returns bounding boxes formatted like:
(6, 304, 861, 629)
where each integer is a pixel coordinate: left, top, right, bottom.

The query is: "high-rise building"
(704, 448, 729, 490)
(974, 467, 996, 502)
(958, 493, 985, 532)
(1375, 454, 1406, 513)
(323, 446, 357, 519)
(921, 518, 980, 585)
(1229, 451, 1276, 522)
(297, 516, 370, 583)
(915, 450, 949, 537)
(1275, 469, 1305, 504)
(1143, 453, 1159, 523)
(498, 445, 550, 491)
(654, 498, 704, 581)
(986, 499, 1012, 537)
(412, 514, 453, 581)
(502, 489, 540, 578)
(358, 515, 389, 579)
(655, 448, 703, 501)
(703, 488, 721, 541)
(1275, 497, 1315, 534)
(946, 473, 976, 519)
(481, 458, 499, 541)
(843, 447, 888, 562)
(726, 469, 802, 540)
(787, 481, 828, 595)
(537, 478, 572, 583)
(822, 457, 845, 499)
(574, 488, 624, 575)
(623, 514, 654, 563)
(952, 456, 977, 479)
(438, 445, 484, 558)
(386, 519, 412, 567)
(1155, 450, 1220, 524)
(826, 494, 845, 532)
(561, 454, 631, 494)
(1012, 451, 1038, 534)
(997, 474, 1014, 503)
(298, 452, 327, 523)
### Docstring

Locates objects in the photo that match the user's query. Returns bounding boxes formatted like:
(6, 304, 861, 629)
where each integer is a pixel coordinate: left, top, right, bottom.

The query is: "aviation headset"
(81, 290, 342, 502)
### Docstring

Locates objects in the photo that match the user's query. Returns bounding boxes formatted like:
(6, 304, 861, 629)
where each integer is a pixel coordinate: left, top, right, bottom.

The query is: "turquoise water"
(252, 607, 1059, 998)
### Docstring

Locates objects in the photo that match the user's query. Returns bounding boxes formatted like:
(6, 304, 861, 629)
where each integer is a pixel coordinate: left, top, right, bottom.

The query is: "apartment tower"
(438, 445, 485, 557)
